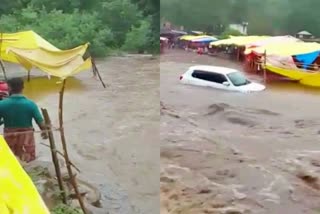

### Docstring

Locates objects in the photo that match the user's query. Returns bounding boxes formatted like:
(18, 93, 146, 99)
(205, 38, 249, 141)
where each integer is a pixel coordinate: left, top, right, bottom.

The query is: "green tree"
(99, 0, 143, 46)
(160, 0, 320, 37)
(283, 0, 320, 36)
(228, 0, 249, 23)
(0, 0, 158, 55)
(122, 19, 151, 52)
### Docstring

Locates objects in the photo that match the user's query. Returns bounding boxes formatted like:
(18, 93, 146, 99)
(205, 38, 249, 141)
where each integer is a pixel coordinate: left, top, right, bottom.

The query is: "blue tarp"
(192, 37, 217, 43)
(295, 50, 320, 69)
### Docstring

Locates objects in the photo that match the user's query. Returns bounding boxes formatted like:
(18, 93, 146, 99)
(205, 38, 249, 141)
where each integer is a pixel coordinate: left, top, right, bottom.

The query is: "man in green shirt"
(0, 77, 48, 162)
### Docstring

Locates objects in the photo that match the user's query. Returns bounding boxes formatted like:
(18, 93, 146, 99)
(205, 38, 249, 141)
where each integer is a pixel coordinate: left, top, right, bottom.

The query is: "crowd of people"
(161, 36, 210, 55)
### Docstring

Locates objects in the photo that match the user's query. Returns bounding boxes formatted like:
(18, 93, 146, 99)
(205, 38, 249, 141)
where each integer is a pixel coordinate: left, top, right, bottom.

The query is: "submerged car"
(180, 65, 265, 93)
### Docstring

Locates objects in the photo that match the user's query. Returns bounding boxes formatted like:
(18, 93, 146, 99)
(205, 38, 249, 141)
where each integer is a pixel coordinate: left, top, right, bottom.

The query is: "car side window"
(191, 70, 227, 84)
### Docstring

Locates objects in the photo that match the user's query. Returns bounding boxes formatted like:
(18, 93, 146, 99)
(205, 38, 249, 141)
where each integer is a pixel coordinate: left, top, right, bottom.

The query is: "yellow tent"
(7, 44, 92, 79)
(257, 42, 320, 87)
(0, 136, 50, 213)
(0, 31, 91, 79)
(245, 42, 320, 56)
(266, 64, 320, 87)
(0, 31, 60, 64)
(210, 36, 269, 47)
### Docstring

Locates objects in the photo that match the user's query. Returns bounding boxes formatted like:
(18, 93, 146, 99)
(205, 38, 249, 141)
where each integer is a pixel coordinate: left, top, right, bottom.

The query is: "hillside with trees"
(161, 0, 320, 36)
(0, 0, 159, 56)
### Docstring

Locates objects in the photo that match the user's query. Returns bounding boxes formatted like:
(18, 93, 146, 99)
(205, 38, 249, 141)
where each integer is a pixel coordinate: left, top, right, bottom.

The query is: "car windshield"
(227, 71, 251, 86)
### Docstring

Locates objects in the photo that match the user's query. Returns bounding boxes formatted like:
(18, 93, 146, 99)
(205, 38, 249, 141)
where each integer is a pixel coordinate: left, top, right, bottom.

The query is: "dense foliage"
(0, 0, 159, 56)
(161, 0, 320, 36)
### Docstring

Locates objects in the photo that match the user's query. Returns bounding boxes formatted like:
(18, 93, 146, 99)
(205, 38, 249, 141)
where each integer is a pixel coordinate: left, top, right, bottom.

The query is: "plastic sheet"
(0, 135, 49, 213)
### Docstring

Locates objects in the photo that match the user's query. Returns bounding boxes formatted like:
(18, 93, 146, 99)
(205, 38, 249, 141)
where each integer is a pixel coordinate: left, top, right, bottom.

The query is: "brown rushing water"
(4, 56, 159, 214)
(23, 76, 85, 101)
(161, 50, 320, 214)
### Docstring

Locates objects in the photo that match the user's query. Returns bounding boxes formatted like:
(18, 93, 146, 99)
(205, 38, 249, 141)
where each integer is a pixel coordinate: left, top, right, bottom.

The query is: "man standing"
(0, 77, 47, 162)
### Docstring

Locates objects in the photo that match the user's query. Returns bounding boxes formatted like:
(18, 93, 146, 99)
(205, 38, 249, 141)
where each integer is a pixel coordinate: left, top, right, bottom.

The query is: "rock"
(160, 176, 175, 183)
(34, 179, 48, 195)
(216, 206, 251, 214)
(296, 170, 320, 190)
(24, 160, 51, 172)
(233, 191, 247, 200)
(77, 179, 102, 207)
(311, 159, 320, 167)
(70, 200, 106, 214)
(225, 210, 244, 214)
(210, 200, 227, 209)
(198, 188, 212, 194)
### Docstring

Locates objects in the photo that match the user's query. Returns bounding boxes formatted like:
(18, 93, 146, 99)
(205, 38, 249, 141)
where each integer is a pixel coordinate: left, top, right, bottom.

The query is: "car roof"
(189, 65, 239, 75)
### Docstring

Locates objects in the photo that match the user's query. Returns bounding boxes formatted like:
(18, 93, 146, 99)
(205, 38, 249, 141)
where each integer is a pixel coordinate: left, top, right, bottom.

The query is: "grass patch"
(51, 204, 83, 214)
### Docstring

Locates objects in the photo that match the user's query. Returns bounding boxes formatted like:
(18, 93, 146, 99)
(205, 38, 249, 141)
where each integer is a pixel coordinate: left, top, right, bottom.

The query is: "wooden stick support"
(91, 58, 107, 88)
(41, 108, 67, 204)
(237, 48, 240, 61)
(27, 70, 31, 82)
(0, 33, 6, 81)
(91, 59, 97, 77)
(263, 50, 267, 84)
(0, 59, 7, 81)
(58, 79, 87, 214)
(40, 142, 81, 173)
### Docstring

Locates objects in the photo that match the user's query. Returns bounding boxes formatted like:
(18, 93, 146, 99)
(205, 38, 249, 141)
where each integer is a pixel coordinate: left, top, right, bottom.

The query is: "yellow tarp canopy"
(0, 31, 60, 64)
(0, 136, 49, 213)
(210, 36, 269, 47)
(7, 44, 92, 79)
(0, 31, 91, 79)
(246, 42, 320, 56)
(266, 64, 320, 87)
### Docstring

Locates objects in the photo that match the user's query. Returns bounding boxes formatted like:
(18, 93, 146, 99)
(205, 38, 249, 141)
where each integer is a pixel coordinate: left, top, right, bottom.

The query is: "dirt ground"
(160, 50, 320, 214)
(4, 55, 159, 214)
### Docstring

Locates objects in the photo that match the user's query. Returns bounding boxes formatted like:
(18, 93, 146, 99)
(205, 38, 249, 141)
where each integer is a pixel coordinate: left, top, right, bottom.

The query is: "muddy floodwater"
(161, 50, 320, 214)
(4, 56, 159, 214)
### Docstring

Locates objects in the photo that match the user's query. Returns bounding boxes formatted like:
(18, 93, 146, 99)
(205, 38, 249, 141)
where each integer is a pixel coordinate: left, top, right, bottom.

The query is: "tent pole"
(91, 60, 97, 78)
(58, 79, 87, 214)
(41, 108, 67, 204)
(27, 70, 31, 82)
(0, 33, 7, 81)
(0, 60, 7, 81)
(91, 58, 107, 88)
(263, 50, 267, 84)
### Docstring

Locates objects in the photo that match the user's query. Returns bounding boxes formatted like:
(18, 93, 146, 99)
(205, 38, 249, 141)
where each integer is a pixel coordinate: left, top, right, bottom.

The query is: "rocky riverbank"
(23, 159, 104, 214)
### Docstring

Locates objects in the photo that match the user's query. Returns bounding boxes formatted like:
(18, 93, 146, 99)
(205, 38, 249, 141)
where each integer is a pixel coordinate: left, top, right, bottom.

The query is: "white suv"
(180, 65, 266, 93)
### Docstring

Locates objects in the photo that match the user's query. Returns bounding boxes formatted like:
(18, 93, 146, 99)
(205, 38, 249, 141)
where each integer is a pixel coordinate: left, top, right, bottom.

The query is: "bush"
(99, 0, 143, 46)
(218, 28, 244, 39)
(0, 0, 159, 56)
(122, 19, 151, 53)
(0, 7, 115, 57)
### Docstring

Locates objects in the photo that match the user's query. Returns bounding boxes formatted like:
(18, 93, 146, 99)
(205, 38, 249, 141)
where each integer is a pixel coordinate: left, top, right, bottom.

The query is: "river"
(4, 55, 159, 214)
(161, 50, 320, 214)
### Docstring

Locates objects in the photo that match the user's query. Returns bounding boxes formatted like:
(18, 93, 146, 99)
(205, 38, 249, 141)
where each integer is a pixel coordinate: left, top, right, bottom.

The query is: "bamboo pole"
(91, 60, 97, 78)
(237, 47, 240, 61)
(263, 50, 267, 84)
(91, 58, 106, 88)
(0, 33, 7, 81)
(27, 71, 31, 82)
(41, 108, 67, 204)
(40, 142, 81, 173)
(0, 60, 7, 81)
(58, 79, 87, 214)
